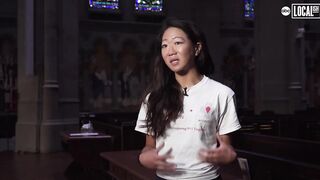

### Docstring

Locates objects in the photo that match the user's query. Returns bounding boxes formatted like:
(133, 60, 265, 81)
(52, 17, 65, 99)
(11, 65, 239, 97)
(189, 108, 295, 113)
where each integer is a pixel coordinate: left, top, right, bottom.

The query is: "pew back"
(235, 133, 320, 179)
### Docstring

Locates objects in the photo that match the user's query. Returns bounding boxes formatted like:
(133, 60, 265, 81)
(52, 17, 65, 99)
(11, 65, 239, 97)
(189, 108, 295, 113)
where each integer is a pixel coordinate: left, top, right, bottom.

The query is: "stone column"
(40, 0, 60, 152)
(40, 0, 79, 152)
(254, 0, 305, 113)
(194, 0, 222, 80)
(58, 0, 79, 131)
(15, 0, 41, 152)
(287, 20, 306, 111)
(254, 0, 287, 113)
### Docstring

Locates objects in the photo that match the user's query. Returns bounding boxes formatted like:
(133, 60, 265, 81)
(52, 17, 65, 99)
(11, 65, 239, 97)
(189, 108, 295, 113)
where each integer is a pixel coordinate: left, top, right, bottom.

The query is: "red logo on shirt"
(205, 106, 211, 113)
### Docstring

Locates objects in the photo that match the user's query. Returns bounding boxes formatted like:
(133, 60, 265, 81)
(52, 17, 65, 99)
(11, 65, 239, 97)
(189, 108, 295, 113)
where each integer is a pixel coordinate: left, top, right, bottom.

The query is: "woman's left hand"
(198, 134, 237, 165)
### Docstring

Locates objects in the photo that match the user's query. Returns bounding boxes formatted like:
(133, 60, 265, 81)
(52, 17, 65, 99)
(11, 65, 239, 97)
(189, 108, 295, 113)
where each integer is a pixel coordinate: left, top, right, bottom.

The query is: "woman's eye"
(161, 44, 167, 48)
(175, 41, 183, 45)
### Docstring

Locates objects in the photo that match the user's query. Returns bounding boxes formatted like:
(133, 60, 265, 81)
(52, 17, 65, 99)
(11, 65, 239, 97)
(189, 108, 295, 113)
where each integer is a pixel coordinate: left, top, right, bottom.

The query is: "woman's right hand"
(139, 142, 176, 171)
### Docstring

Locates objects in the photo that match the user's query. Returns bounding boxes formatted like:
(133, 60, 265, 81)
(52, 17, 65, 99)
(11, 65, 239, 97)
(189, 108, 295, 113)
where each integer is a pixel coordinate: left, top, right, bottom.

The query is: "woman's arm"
(140, 135, 156, 153)
(139, 135, 176, 171)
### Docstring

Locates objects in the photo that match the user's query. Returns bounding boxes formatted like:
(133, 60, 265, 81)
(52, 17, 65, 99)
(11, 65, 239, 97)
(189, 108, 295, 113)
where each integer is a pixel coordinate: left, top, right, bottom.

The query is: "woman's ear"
(195, 42, 202, 56)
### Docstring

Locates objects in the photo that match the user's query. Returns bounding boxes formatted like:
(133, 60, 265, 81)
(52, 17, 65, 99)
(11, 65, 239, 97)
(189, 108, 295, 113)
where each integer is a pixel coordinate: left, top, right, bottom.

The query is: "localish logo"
(291, 3, 320, 19)
(281, 4, 320, 19)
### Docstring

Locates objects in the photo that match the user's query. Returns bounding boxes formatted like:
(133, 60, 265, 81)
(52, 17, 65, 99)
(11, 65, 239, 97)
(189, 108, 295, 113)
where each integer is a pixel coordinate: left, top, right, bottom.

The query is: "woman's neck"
(175, 69, 203, 88)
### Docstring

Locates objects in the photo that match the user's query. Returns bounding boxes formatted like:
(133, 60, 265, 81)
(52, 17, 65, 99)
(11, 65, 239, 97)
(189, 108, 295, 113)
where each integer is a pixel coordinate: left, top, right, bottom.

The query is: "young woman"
(135, 18, 241, 180)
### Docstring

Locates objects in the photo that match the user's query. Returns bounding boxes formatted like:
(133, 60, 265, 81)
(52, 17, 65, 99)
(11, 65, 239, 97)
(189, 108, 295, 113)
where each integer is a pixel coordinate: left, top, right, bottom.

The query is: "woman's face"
(161, 27, 197, 74)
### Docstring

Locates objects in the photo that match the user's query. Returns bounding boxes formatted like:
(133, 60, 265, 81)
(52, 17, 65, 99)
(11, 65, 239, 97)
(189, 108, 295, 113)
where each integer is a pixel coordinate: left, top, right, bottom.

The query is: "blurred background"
(0, 0, 320, 179)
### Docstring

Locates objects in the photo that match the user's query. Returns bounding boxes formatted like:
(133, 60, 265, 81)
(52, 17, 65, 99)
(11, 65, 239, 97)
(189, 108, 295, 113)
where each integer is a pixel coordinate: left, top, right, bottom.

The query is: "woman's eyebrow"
(162, 36, 185, 42)
(172, 36, 185, 40)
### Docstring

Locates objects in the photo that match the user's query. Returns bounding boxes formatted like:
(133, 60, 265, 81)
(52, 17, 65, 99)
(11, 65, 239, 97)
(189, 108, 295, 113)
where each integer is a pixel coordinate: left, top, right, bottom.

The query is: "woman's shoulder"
(205, 77, 235, 97)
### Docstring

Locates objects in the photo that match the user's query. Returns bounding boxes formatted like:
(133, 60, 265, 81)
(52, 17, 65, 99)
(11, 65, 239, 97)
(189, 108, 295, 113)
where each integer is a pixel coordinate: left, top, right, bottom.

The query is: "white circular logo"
(281, 6, 291, 16)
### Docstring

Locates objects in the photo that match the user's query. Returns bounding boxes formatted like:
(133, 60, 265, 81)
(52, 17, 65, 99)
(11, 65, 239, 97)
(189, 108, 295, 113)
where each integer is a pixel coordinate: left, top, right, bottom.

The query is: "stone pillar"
(16, 0, 79, 153)
(194, 0, 222, 80)
(16, 0, 41, 152)
(40, 0, 79, 152)
(39, 0, 60, 152)
(58, 0, 79, 131)
(254, 0, 289, 113)
(254, 0, 305, 113)
(287, 20, 306, 111)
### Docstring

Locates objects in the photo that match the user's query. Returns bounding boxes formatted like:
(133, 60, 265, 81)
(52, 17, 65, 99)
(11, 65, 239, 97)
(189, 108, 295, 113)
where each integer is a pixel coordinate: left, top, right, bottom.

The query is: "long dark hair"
(144, 18, 214, 137)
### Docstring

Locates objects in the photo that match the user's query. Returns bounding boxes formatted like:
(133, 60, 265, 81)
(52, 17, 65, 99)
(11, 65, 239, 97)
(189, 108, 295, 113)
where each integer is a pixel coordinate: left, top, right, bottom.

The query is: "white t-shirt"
(135, 76, 241, 180)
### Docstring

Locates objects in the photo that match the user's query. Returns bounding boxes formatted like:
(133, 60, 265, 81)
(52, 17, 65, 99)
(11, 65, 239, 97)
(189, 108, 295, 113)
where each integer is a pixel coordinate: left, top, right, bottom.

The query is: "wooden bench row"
(239, 114, 320, 141)
(234, 133, 320, 179)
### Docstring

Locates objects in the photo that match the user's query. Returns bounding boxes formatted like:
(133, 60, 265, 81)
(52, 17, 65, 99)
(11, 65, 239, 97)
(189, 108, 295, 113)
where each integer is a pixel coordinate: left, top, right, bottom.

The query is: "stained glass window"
(135, 0, 163, 13)
(244, 0, 254, 19)
(89, 0, 119, 10)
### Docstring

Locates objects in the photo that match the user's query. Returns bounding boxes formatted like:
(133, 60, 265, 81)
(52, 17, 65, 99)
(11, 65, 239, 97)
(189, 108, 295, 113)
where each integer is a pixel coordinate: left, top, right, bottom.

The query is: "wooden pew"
(100, 150, 243, 180)
(93, 118, 145, 151)
(239, 114, 279, 135)
(100, 151, 156, 180)
(239, 113, 320, 141)
(234, 133, 320, 180)
(237, 149, 320, 180)
(89, 112, 145, 151)
(61, 131, 114, 179)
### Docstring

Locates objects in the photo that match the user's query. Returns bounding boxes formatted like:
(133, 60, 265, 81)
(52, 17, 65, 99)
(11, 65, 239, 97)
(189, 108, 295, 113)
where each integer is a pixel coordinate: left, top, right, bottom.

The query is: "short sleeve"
(135, 95, 152, 135)
(218, 93, 241, 135)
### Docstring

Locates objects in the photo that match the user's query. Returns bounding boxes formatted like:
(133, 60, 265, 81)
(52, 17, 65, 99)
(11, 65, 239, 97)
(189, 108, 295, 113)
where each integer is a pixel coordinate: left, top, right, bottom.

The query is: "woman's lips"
(170, 59, 179, 65)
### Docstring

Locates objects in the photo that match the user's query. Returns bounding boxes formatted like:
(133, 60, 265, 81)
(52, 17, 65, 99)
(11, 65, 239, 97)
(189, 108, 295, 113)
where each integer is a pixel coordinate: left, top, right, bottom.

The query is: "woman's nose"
(168, 45, 177, 56)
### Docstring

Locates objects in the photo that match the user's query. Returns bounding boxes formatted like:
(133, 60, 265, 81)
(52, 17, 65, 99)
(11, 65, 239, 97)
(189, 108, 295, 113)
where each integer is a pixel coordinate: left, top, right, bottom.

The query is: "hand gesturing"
(139, 142, 177, 171)
(198, 134, 237, 165)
